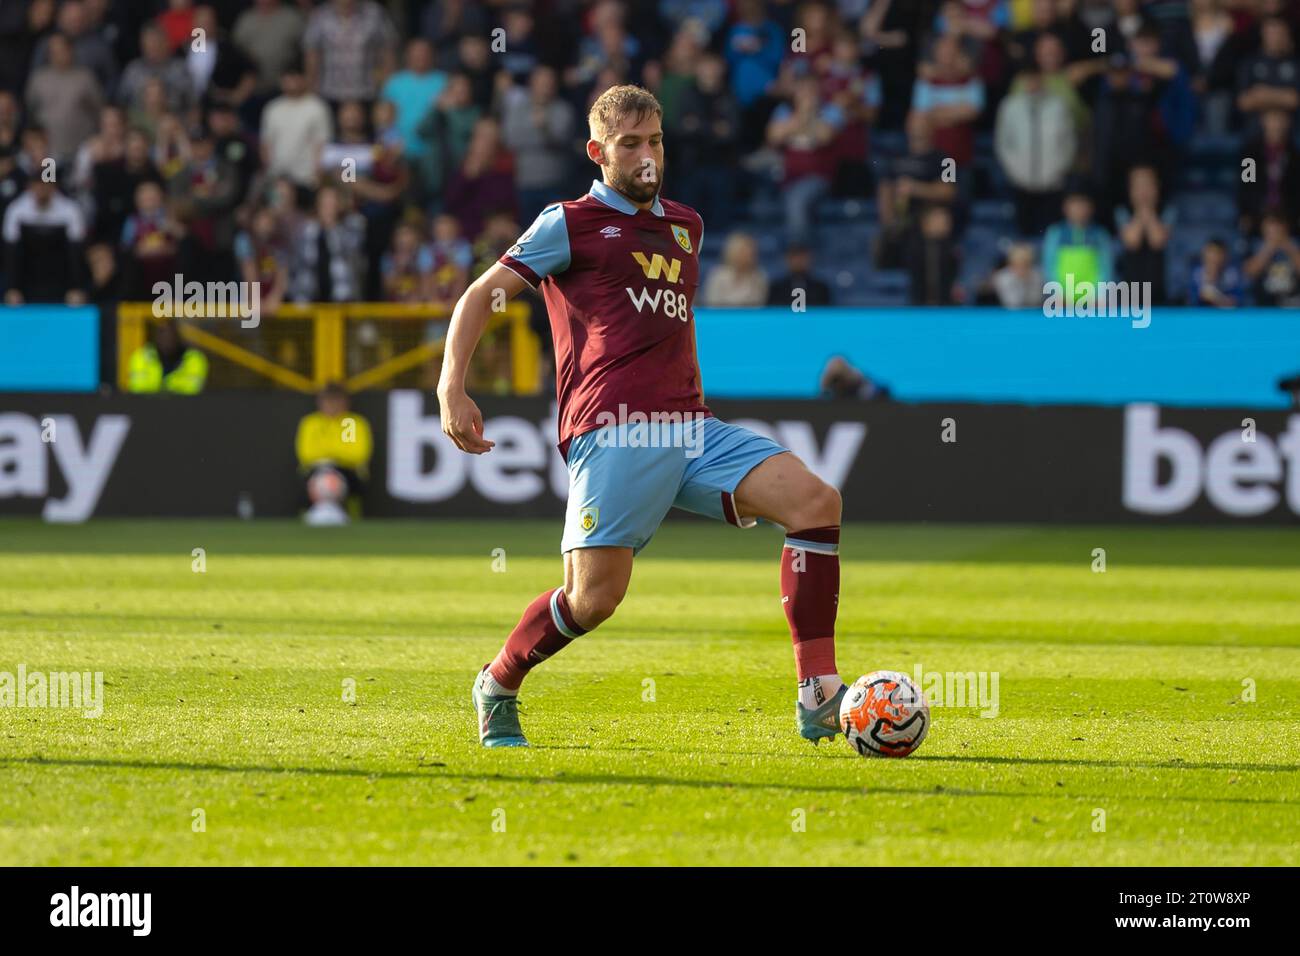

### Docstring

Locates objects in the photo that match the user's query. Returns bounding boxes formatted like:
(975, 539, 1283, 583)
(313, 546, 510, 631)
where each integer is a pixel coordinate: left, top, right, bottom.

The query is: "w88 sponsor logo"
(625, 285, 690, 321)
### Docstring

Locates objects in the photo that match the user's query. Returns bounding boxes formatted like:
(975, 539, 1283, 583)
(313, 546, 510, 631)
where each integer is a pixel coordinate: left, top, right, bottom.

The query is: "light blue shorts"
(560, 416, 789, 554)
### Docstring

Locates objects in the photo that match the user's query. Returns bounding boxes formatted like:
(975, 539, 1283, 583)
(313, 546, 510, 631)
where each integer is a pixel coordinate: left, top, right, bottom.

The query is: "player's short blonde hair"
(588, 85, 663, 142)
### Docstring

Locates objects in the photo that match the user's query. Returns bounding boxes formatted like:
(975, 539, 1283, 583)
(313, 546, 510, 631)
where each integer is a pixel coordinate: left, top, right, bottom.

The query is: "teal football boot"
(472, 666, 528, 748)
(796, 680, 847, 745)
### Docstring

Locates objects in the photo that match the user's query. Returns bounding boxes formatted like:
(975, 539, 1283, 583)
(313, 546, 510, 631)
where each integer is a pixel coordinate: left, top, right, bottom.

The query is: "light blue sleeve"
(501, 203, 570, 285)
(1042, 225, 1061, 283)
(864, 74, 882, 109)
(912, 79, 934, 113)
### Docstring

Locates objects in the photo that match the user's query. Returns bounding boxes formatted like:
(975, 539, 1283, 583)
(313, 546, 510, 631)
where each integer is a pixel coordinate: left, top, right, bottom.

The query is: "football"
(840, 671, 931, 758)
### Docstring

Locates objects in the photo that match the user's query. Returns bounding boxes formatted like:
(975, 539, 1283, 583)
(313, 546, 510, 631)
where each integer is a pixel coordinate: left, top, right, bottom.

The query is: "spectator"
(260, 60, 332, 188)
(907, 203, 962, 305)
(420, 0, 491, 65)
(0, 146, 27, 258)
(875, 111, 957, 268)
(381, 38, 447, 160)
(1244, 211, 1300, 307)
(428, 212, 472, 305)
(0, 92, 21, 154)
(911, 32, 984, 169)
(235, 205, 288, 316)
(648, 25, 703, 131)
(71, 103, 124, 196)
(25, 32, 103, 165)
(126, 318, 208, 394)
(1239, 109, 1300, 238)
(120, 179, 182, 298)
(1236, 16, 1300, 120)
(1091, 26, 1189, 215)
(85, 115, 163, 246)
(155, 0, 197, 54)
(767, 241, 832, 307)
(3, 177, 87, 304)
(232, 0, 307, 104)
(500, 65, 576, 225)
(86, 240, 120, 306)
(343, 99, 409, 298)
(1025, 31, 1093, 141)
(289, 184, 365, 303)
(860, 0, 932, 129)
(568, 1, 640, 95)
(295, 382, 373, 522)
(30, 1, 117, 99)
(453, 34, 496, 112)
(86, 239, 120, 387)
(702, 231, 768, 306)
(116, 23, 193, 116)
(1181, 0, 1242, 133)
(819, 354, 890, 400)
(207, 102, 258, 204)
(821, 29, 882, 195)
(776, 1, 835, 92)
(674, 52, 740, 234)
(996, 65, 1077, 237)
(1188, 237, 1242, 307)
(991, 242, 1045, 308)
(766, 74, 842, 245)
(413, 72, 479, 208)
(18, 127, 53, 180)
(303, 0, 399, 110)
(469, 210, 519, 279)
(443, 118, 517, 243)
(261, 174, 304, 248)
(497, 6, 542, 87)
(1042, 188, 1114, 290)
(1115, 165, 1173, 305)
(168, 122, 239, 283)
(380, 220, 432, 303)
(186, 5, 258, 113)
(724, 0, 785, 149)
(123, 78, 166, 143)
(659, 0, 729, 43)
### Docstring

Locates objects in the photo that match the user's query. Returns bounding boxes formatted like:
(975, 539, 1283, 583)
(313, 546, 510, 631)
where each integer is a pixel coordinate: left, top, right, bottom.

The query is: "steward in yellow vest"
(127, 320, 208, 394)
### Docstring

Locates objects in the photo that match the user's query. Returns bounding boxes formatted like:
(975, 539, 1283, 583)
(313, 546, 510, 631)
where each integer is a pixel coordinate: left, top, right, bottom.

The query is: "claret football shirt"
(498, 180, 711, 457)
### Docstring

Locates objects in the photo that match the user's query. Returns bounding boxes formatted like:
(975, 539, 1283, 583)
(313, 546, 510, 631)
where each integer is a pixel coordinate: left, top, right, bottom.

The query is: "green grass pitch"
(1, 518, 1297, 866)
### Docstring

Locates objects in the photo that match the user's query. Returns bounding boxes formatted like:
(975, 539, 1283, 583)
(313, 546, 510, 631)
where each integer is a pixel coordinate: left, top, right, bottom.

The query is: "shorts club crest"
(579, 507, 599, 534)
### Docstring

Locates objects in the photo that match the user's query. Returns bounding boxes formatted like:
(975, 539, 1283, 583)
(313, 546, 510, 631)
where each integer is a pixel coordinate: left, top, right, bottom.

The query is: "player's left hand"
(439, 387, 495, 454)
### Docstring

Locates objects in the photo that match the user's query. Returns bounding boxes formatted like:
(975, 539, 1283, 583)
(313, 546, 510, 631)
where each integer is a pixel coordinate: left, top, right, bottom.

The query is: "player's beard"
(609, 160, 663, 205)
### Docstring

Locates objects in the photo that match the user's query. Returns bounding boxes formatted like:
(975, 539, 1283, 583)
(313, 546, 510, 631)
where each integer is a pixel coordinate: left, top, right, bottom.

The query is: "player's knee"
(566, 582, 624, 630)
(796, 479, 841, 529)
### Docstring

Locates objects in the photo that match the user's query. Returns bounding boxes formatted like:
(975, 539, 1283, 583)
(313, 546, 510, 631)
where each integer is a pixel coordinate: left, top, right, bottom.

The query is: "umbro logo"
(600, 226, 622, 239)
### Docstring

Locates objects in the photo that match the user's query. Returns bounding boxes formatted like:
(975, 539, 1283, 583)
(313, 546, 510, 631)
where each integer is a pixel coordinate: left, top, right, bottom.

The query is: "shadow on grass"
(4, 755, 1295, 808)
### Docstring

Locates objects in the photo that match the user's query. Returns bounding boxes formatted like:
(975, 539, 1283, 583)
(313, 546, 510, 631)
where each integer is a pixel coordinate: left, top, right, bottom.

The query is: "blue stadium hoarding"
(694, 307, 1300, 409)
(0, 306, 100, 392)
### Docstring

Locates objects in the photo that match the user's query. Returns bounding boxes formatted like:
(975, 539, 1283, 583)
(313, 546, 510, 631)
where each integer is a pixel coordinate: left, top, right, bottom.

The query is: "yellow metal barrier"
(117, 301, 541, 394)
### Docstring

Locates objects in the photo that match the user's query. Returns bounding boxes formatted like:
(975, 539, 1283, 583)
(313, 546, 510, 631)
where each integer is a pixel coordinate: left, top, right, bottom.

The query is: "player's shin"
(485, 587, 588, 694)
(781, 526, 844, 707)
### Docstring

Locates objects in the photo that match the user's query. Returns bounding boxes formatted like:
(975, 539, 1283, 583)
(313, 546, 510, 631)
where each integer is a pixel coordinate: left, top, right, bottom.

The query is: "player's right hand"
(439, 388, 495, 454)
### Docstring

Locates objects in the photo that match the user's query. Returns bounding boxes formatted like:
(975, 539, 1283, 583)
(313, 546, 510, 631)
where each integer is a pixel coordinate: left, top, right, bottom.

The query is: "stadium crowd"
(1, 0, 1298, 366)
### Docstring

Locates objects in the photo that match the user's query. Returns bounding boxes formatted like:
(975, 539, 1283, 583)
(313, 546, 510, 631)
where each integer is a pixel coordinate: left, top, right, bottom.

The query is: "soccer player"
(438, 85, 845, 748)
